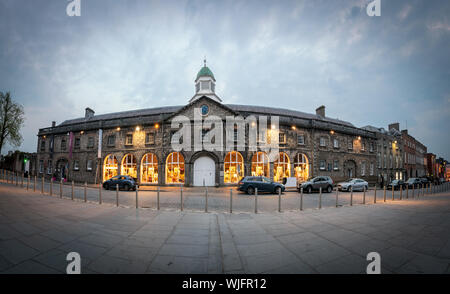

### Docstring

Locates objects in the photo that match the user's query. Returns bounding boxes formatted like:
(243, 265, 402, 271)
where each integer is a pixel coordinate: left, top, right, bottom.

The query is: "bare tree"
(0, 92, 25, 154)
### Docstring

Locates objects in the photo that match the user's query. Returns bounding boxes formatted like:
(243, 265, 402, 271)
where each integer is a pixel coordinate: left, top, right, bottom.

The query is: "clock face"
(201, 104, 209, 116)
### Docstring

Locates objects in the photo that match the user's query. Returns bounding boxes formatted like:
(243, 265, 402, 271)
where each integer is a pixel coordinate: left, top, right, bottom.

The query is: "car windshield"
(392, 180, 399, 183)
(345, 179, 356, 183)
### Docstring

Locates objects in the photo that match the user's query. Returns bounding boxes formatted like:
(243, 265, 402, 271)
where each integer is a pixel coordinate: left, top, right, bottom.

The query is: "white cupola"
(189, 59, 222, 103)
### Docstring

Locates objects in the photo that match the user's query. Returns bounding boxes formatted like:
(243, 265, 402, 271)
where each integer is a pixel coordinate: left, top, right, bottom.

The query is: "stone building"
(36, 63, 378, 186)
(362, 123, 405, 185)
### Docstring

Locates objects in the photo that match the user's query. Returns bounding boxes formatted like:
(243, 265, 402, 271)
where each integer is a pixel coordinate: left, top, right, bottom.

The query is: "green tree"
(0, 92, 25, 154)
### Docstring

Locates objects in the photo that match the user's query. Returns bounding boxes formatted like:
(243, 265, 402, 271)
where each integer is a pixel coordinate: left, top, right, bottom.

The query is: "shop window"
(166, 152, 185, 184)
(103, 154, 118, 181)
(294, 154, 309, 183)
(141, 153, 158, 184)
(224, 151, 244, 184)
(121, 154, 137, 178)
(273, 152, 290, 183)
(251, 152, 269, 177)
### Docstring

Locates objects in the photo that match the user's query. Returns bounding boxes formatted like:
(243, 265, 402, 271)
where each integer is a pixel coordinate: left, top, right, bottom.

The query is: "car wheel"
(306, 186, 312, 194)
(123, 184, 130, 191)
(247, 186, 255, 195)
(275, 186, 282, 195)
(104, 183, 109, 190)
(327, 185, 332, 193)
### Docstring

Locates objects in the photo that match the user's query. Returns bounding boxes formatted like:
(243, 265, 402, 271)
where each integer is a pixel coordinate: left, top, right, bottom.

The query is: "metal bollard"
(180, 186, 183, 211)
(319, 187, 322, 209)
(392, 185, 394, 201)
(16, 172, 18, 186)
(374, 185, 377, 203)
(229, 188, 233, 213)
(363, 186, 366, 204)
(412, 184, 415, 199)
(400, 185, 403, 200)
(135, 187, 138, 209)
(34, 176, 36, 192)
(383, 186, 386, 202)
(59, 179, 62, 198)
(254, 187, 258, 214)
(335, 187, 339, 207)
(50, 178, 53, 196)
(157, 186, 160, 210)
(350, 186, 353, 206)
(278, 187, 282, 212)
(406, 185, 409, 199)
(71, 181, 74, 200)
(205, 187, 208, 213)
(41, 177, 44, 194)
(422, 184, 424, 198)
(84, 182, 87, 202)
(116, 184, 119, 207)
(99, 183, 102, 204)
(26, 176, 29, 191)
(300, 187, 304, 211)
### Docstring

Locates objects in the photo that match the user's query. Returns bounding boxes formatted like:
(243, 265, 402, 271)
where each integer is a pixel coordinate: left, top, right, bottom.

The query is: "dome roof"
(196, 66, 215, 81)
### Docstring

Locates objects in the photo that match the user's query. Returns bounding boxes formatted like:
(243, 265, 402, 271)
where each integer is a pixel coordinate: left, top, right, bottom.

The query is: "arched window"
(103, 155, 118, 181)
(166, 152, 185, 184)
(141, 153, 158, 184)
(251, 152, 269, 177)
(294, 153, 309, 183)
(273, 152, 290, 183)
(121, 154, 137, 178)
(224, 151, 244, 183)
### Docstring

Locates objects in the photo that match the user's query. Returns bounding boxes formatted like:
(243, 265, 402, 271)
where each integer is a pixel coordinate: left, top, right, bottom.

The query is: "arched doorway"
(294, 153, 309, 183)
(193, 156, 215, 186)
(55, 158, 69, 181)
(344, 160, 357, 178)
(121, 154, 137, 179)
(251, 152, 269, 177)
(140, 153, 158, 184)
(166, 152, 185, 184)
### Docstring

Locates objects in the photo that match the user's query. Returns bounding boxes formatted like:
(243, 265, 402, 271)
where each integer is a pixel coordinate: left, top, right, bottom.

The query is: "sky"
(0, 0, 449, 159)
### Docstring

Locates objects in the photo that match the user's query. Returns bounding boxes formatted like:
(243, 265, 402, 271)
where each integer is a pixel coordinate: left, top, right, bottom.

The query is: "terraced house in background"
(36, 63, 378, 186)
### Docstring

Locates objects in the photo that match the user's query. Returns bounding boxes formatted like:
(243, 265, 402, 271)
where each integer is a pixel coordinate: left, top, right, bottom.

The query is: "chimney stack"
(52, 121, 56, 127)
(85, 107, 95, 119)
(389, 122, 399, 131)
(316, 105, 325, 117)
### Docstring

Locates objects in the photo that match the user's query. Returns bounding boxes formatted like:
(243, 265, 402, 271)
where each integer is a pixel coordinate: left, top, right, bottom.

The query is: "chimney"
(85, 107, 95, 119)
(52, 121, 56, 127)
(316, 105, 325, 117)
(389, 122, 399, 131)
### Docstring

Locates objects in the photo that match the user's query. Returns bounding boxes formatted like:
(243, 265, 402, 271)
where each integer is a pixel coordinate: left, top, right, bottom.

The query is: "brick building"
(401, 129, 427, 179)
(36, 63, 378, 186)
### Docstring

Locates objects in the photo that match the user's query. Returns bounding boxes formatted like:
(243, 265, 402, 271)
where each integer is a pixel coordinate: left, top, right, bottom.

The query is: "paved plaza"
(1, 182, 450, 274)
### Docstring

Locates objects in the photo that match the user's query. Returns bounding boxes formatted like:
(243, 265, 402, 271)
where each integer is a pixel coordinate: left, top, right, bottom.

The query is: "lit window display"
(166, 152, 185, 184)
(251, 152, 269, 177)
(141, 153, 158, 184)
(103, 154, 118, 181)
(273, 152, 291, 183)
(224, 151, 244, 183)
(294, 153, 309, 183)
(121, 154, 137, 178)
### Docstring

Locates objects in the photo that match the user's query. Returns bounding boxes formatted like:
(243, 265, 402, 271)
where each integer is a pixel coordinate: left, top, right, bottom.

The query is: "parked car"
(337, 178, 368, 192)
(405, 178, 422, 189)
(387, 180, 406, 190)
(103, 175, 137, 191)
(439, 178, 446, 184)
(237, 176, 285, 195)
(298, 176, 334, 193)
(419, 177, 430, 185)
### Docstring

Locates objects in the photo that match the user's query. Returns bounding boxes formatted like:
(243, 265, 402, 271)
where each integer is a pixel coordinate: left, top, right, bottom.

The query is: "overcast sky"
(0, 0, 449, 159)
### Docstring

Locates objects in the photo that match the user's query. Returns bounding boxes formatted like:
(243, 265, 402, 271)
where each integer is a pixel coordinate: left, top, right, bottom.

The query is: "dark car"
(103, 175, 137, 191)
(387, 180, 406, 190)
(419, 177, 430, 186)
(405, 178, 422, 189)
(299, 176, 334, 193)
(237, 176, 285, 195)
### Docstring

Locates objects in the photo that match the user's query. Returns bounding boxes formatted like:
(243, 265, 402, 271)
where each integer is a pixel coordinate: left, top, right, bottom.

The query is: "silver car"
(337, 178, 368, 192)
(298, 176, 334, 193)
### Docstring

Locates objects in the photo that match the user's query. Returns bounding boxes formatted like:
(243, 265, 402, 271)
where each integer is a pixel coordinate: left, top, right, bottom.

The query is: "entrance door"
(193, 156, 215, 186)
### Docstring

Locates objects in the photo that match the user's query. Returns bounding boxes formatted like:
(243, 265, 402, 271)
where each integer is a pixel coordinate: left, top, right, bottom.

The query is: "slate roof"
(59, 104, 354, 128)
